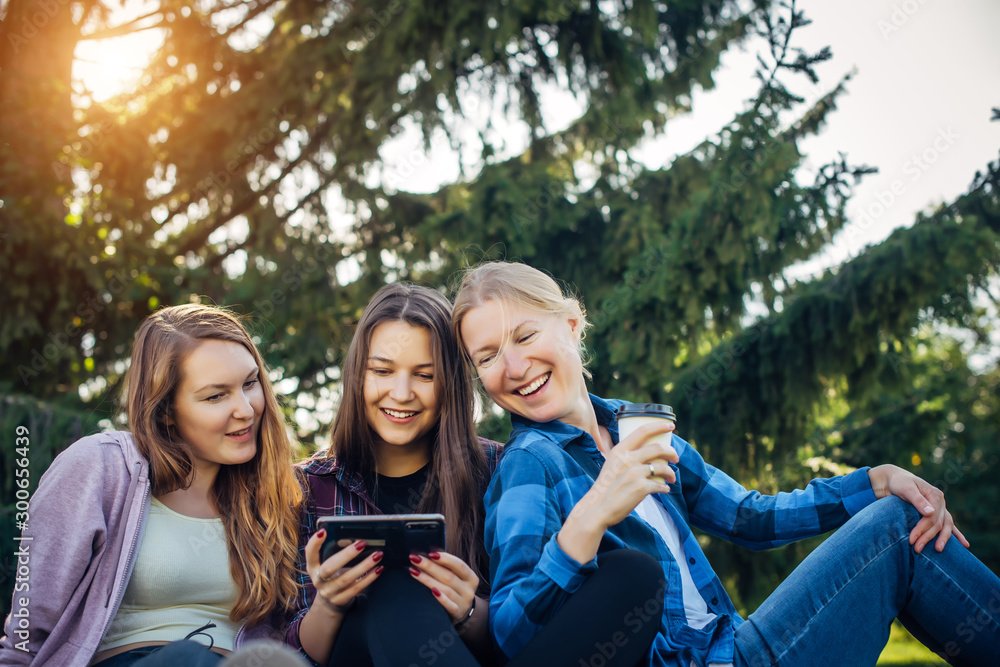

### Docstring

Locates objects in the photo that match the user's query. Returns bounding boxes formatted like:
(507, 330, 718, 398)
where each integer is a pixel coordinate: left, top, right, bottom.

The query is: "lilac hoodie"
(0, 431, 278, 666)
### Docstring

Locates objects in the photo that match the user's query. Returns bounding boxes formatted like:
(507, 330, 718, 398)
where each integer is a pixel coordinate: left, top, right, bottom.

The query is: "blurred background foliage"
(1, 0, 997, 650)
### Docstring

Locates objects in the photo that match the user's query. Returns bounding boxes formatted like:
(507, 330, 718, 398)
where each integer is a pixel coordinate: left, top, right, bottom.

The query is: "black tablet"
(317, 513, 446, 569)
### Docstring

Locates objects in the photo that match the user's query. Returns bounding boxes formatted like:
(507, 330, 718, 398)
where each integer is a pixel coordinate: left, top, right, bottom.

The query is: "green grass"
(877, 622, 946, 666)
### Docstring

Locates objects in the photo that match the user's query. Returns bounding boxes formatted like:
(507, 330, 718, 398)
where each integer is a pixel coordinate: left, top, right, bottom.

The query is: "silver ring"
(648, 463, 656, 478)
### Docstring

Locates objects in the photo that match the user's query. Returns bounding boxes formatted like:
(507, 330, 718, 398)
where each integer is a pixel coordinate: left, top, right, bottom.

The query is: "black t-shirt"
(366, 465, 429, 515)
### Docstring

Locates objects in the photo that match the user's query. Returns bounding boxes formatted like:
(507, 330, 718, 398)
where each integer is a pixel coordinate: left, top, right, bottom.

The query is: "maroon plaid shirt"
(283, 438, 502, 657)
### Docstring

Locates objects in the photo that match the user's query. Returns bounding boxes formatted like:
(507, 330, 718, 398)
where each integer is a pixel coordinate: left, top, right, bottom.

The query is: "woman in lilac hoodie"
(1, 305, 304, 666)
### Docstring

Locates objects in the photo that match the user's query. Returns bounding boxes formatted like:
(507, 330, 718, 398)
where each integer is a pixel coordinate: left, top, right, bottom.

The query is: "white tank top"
(98, 498, 240, 653)
(634, 496, 734, 667)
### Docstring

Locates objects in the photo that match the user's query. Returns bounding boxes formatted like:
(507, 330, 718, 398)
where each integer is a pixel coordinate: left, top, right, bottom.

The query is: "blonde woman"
(453, 261, 999, 667)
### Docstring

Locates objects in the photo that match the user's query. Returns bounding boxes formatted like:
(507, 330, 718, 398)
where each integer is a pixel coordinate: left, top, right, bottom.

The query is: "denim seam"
(919, 548, 1000, 632)
(770, 530, 907, 663)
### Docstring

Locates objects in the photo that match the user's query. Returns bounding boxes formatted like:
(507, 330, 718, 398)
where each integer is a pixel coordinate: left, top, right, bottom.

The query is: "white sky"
(375, 0, 1000, 283)
(783, 0, 1000, 279)
(600, 0, 1000, 281)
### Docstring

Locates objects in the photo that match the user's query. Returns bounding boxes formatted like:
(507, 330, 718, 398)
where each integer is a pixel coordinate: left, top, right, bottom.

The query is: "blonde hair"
(121, 304, 302, 626)
(451, 261, 591, 376)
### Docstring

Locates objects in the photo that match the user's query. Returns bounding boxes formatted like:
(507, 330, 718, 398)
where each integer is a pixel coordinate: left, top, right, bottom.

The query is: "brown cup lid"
(615, 403, 676, 421)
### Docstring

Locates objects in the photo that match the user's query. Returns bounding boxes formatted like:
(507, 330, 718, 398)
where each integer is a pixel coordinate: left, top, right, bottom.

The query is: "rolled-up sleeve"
(486, 448, 598, 660)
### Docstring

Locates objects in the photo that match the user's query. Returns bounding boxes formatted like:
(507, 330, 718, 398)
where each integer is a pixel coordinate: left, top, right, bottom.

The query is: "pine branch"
(670, 153, 1000, 455)
(171, 116, 336, 256)
(78, 9, 163, 41)
(221, 0, 283, 37)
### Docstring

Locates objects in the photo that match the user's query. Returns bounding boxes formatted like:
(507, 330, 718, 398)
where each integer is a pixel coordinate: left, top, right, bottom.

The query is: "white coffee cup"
(615, 403, 677, 482)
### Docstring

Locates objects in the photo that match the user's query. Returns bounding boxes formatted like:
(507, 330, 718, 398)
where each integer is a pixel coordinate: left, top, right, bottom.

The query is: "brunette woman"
(286, 284, 500, 666)
(1, 304, 306, 666)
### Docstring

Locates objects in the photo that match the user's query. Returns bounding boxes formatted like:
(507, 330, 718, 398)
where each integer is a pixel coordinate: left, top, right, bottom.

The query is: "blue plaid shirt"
(485, 394, 877, 666)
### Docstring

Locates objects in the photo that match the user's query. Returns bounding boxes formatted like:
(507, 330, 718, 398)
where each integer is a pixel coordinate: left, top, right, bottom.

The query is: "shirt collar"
(509, 393, 629, 449)
(300, 452, 369, 496)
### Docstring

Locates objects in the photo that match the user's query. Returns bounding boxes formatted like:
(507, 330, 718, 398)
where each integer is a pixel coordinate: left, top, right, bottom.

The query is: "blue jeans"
(95, 640, 224, 666)
(733, 496, 1000, 666)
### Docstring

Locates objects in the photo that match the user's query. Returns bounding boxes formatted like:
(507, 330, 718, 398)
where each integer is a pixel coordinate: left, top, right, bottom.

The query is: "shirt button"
(688, 557, 695, 564)
(711, 597, 718, 605)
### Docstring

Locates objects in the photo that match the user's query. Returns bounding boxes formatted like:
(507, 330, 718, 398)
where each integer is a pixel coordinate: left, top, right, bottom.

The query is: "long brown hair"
(329, 284, 490, 586)
(121, 303, 302, 626)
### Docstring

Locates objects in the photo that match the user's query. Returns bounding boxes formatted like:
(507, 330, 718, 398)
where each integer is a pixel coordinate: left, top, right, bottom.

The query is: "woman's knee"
(853, 495, 920, 536)
(835, 495, 922, 574)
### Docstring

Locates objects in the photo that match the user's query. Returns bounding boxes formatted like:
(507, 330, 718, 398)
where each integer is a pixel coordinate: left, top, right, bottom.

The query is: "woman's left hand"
(408, 550, 479, 623)
(868, 464, 971, 553)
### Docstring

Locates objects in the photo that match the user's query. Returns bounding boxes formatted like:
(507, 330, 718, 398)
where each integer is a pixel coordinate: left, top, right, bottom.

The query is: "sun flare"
(73, 29, 163, 104)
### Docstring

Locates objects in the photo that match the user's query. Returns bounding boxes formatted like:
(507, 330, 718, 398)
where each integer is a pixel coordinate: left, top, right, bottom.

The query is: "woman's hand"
(298, 529, 384, 663)
(586, 421, 679, 529)
(868, 464, 970, 553)
(304, 529, 384, 615)
(558, 421, 678, 565)
(407, 550, 480, 624)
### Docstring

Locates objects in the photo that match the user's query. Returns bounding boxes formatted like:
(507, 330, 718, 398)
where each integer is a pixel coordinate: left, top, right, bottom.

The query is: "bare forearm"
(556, 494, 608, 565)
(298, 602, 347, 665)
(868, 464, 894, 499)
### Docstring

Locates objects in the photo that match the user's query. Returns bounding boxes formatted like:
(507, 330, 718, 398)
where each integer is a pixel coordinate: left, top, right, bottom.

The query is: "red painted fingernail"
(432, 588, 442, 597)
(409, 566, 421, 577)
(409, 554, 422, 564)
(372, 551, 383, 563)
(316, 529, 326, 539)
(375, 565, 384, 575)
(428, 552, 441, 560)
(355, 540, 367, 551)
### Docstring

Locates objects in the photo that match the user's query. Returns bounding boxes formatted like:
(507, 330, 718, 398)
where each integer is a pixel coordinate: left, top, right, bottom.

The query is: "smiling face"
(363, 321, 441, 459)
(170, 339, 264, 480)
(460, 298, 591, 430)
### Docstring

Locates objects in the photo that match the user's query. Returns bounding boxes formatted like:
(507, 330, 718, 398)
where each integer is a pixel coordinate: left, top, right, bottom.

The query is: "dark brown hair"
(328, 284, 490, 586)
